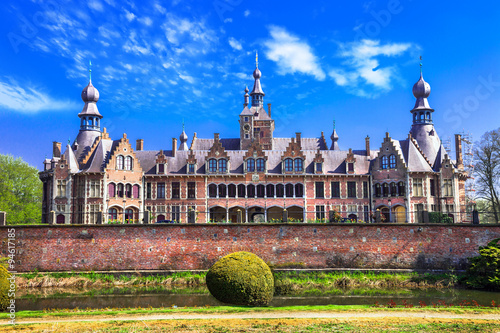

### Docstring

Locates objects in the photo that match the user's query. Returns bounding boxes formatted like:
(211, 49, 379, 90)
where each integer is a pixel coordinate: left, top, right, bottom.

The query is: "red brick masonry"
(2, 224, 499, 272)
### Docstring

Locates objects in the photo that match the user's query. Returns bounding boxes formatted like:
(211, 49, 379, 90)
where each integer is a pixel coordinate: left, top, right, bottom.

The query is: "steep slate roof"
(273, 137, 328, 150)
(190, 138, 240, 151)
(390, 138, 433, 172)
(81, 139, 116, 173)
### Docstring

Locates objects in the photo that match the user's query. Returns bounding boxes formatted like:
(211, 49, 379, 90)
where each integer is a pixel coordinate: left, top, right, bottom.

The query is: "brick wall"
(2, 224, 499, 272)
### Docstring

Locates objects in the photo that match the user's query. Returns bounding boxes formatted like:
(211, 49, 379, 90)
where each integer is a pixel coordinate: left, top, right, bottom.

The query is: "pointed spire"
(250, 52, 265, 107)
(179, 121, 188, 151)
(330, 119, 339, 150)
(243, 86, 249, 107)
(411, 56, 433, 122)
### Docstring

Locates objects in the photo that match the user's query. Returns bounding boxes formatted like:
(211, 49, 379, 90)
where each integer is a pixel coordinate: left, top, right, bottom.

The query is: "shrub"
(0, 261, 13, 311)
(464, 238, 500, 290)
(206, 251, 274, 306)
(428, 212, 453, 224)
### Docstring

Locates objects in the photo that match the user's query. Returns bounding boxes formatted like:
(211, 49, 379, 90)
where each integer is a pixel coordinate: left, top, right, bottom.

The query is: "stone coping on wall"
(1, 223, 499, 228)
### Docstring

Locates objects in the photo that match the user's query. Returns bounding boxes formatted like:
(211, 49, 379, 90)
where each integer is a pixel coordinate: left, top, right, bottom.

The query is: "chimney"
(365, 136, 370, 156)
(295, 132, 301, 146)
(172, 138, 177, 158)
(455, 134, 463, 168)
(53, 142, 61, 158)
(267, 103, 272, 117)
(136, 139, 143, 151)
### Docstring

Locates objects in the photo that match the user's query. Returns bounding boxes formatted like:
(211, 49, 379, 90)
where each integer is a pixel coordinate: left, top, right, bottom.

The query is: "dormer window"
(315, 162, 322, 173)
(284, 158, 293, 172)
(389, 154, 396, 169)
(256, 158, 265, 172)
(124, 156, 133, 170)
(158, 163, 165, 174)
(209, 159, 217, 173)
(116, 155, 124, 169)
(218, 159, 227, 173)
(188, 163, 195, 173)
(294, 159, 303, 172)
(381, 156, 388, 169)
(347, 162, 354, 173)
(247, 159, 255, 172)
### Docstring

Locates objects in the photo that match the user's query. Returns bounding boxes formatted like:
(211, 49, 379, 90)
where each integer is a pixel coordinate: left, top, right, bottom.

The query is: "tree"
(474, 129, 500, 223)
(0, 154, 42, 224)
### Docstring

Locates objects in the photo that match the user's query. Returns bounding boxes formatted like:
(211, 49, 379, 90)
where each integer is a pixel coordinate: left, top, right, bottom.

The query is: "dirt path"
(10, 311, 500, 325)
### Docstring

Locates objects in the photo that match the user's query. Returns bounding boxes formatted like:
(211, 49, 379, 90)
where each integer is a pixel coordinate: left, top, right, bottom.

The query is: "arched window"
(96, 118, 99, 128)
(426, 112, 430, 120)
(276, 184, 284, 198)
(295, 183, 304, 197)
(285, 184, 294, 197)
(125, 184, 132, 198)
(389, 154, 396, 169)
(256, 158, 265, 172)
(398, 182, 405, 197)
(228, 184, 236, 198)
(108, 183, 116, 197)
(375, 184, 381, 197)
(208, 184, 217, 198)
(380, 156, 388, 169)
(116, 155, 124, 170)
(132, 185, 140, 198)
(209, 159, 217, 173)
(218, 159, 227, 173)
(108, 208, 118, 221)
(266, 184, 275, 197)
(237, 184, 246, 197)
(247, 184, 255, 197)
(218, 184, 227, 198)
(117, 184, 124, 197)
(246, 159, 255, 172)
(390, 182, 397, 197)
(124, 209, 134, 222)
(284, 158, 293, 172)
(382, 183, 389, 197)
(294, 159, 303, 172)
(89, 118, 93, 127)
(124, 156, 133, 170)
(256, 184, 265, 198)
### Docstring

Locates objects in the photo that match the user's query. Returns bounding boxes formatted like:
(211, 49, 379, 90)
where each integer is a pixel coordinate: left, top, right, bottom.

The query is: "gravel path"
(10, 311, 500, 325)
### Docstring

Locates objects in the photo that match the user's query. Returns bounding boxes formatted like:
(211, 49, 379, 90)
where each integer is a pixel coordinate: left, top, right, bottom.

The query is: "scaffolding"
(460, 131, 476, 215)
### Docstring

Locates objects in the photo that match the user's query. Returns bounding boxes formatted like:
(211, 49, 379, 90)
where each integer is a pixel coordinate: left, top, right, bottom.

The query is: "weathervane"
(333, 119, 336, 130)
(89, 60, 92, 82)
(419, 55, 422, 74)
(255, 51, 259, 68)
(182, 119, 185, 132)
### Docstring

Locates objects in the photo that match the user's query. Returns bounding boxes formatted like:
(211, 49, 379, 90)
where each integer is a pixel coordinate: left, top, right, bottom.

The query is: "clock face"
(243, 124, 251, 131)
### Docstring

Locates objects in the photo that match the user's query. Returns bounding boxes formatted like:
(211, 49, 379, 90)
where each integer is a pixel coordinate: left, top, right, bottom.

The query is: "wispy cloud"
(329, 39, 416, 97)
(124, 9, 136, 22)
(0, 79, 78, 113)
(244, 10, 250, 17)
(88, 0, 104, 12)
(228, 37, 242, 51)
(264, 26, 325, 80)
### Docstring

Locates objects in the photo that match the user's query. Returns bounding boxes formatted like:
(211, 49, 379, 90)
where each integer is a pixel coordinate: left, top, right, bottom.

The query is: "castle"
(39, 59, 468, 224)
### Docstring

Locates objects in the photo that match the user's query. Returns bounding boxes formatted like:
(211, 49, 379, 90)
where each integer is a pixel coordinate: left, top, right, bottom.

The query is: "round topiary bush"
(206, 251, 274, 306)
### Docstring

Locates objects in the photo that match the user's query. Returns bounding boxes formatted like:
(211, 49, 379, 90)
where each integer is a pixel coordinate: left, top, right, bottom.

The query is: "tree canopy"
(0, 154, 42, 224)
(474, 128, 500, 223)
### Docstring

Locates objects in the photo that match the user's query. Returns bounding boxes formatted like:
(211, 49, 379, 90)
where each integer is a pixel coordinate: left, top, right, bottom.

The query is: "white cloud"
(264, 26, 326, 80)
(0, 79, 78, 113)
(244, 10, 250, 17)
(124, 9, 136, 22)
(161, 14, 218, 54)
(329, 39, 415, 96)
(88, 0, 104, 11)
(139, 17, 153, 26)
(179, 74, 195, 84)
(98, 26, 121, 40)
(228, 37, 242, 51)
(224, 18, 233, 23)
(123, 31, 151, 55)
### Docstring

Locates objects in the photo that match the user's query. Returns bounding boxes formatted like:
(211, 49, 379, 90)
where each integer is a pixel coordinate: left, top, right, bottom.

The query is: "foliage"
(428, 212, 453, 224)
(473, 128, 500, 223)
(0, 259, 13, 311)
(0, 154, 42, 224)
(464, 238, 500, 290)
(206, 251, 274, 306)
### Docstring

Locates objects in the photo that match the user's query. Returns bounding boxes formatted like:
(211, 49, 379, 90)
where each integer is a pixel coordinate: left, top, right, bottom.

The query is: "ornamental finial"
(333, 119, 336, 130)
(419, 55, 422, 74)
(182, 119, 185, 132)
(89, 60, 92, 82)
(255, 51, 258, 68)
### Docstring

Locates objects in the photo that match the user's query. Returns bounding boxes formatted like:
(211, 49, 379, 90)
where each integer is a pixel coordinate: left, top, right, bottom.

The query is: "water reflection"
(17, 287, 500, 311)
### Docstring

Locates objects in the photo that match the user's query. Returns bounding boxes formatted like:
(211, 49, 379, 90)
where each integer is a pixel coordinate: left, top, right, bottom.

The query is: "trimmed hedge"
(206, 251, 274, 306)
(428, 212, 453, 224)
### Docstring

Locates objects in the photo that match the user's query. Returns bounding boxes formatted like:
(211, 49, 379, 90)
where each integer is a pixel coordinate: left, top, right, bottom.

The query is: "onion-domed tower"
(250, 53, 265, 107)
(74, 63, 103, 161)
(409, 63, 442, 167)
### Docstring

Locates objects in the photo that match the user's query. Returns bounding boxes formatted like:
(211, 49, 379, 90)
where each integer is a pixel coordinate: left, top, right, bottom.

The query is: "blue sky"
(1, 0, 499, 169)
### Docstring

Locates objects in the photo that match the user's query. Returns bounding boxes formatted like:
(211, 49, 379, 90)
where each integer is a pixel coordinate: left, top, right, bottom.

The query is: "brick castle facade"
(39, 60, 468, 224)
